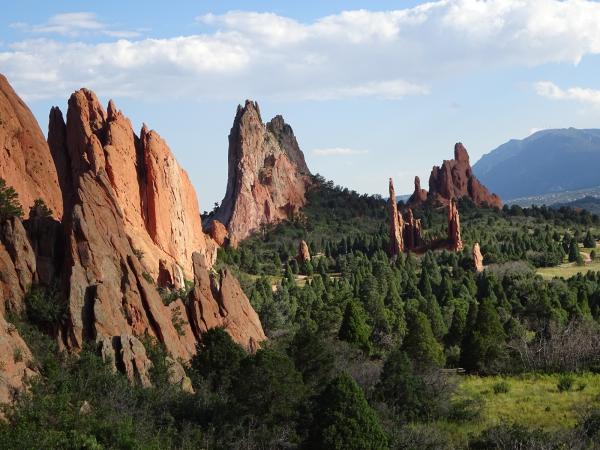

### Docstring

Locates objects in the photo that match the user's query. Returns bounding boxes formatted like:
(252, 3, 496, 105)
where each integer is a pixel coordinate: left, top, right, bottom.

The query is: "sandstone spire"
(409, 176, 428, 204)
(298, 240, 311, 263)
(473, 242, 484, 272)
(448, 199, 463, 251)
(207, 100, 311, 242)
(388, 178, 404, 256)
(403, 208, 423, 251)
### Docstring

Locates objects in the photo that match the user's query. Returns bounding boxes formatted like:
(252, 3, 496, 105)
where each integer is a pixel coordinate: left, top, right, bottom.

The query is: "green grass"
(537, 259, 600, 279)
(438, 372, 600, 442)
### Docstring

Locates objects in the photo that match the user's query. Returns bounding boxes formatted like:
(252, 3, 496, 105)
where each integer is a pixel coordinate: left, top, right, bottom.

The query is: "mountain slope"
(473, 128, 600, 200)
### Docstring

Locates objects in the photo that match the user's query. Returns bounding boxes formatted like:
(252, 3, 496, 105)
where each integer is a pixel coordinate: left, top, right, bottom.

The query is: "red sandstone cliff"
(408, 143, 502, 208)
(208, 101, 311, 242)
(0, 75, 63, 218)
(0, 77, 266, 401)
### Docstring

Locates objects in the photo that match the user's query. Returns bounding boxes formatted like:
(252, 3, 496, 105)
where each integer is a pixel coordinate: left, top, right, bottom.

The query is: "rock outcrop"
(448, 199, 463, 252)
(403, 208, 423, 251)
(207, 219, 230, 247)
(0, 313, 35, 405)
(186, 252, 265, 350)
(388, 179, 404, 256)
(0, 78, 268, 400)
(49, 91, 216, 280)
(473, 243, 484, 272)
(411, 176, 428, 204)
(0, 75, 63, 218)
(208, 101, 311, 242)
(408, 143, 502, 208)
(47, 88, 263, 368)
(297, 240, 311, 263)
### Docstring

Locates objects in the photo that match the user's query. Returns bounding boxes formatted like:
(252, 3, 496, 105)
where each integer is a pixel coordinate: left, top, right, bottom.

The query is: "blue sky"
(3, 0, 600, 209)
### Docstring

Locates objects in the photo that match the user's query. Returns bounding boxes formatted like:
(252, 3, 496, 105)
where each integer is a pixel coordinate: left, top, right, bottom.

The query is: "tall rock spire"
(448, 199, 463, 251)
(388, 178, 404, 256)
(208, 100, 311, 242)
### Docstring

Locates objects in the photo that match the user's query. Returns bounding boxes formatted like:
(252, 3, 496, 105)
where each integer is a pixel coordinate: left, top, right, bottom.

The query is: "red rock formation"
(0, 215, 42, 404)
(448, 199, 463, 251)
(48, 91, 217, 280)
(0, 75, 63, 218)
(0, 80, 267, 398)
(408, 176, 428, 204)
(207, 219, 230, 247)
(44, 88, 264, 378)
(403, 208, 423, 251)
(0, 313, 35, 405)
(186, 252, 265, 350)
(388, 178, 404, 256)
(473, 242, 484, 272)
(298, 240, 311, 262)
(208, 101, 311, 242)
(409, 143, 502, 208)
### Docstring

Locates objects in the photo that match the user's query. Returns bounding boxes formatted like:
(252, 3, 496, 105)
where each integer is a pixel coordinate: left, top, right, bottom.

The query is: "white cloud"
(11, 12, 140, 38)
(5, 1, 600, 101)
(312, 147, 369, 156)
(534, 81, 600, 106)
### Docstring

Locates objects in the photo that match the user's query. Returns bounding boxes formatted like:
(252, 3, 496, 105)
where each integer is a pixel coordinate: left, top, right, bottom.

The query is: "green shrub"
(0, 178, 23, 220)
(492, 381, 510, 394)
(557, 374, 575, 392)
(24, 285, 67, 331)
(30, 198, 53, 218)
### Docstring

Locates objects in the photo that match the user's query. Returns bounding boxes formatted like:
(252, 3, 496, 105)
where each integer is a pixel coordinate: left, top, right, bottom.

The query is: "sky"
(2, 0, 600, 209)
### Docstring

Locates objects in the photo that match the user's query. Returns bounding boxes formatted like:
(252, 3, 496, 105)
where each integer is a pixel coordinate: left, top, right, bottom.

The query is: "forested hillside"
(4, 175, 600, 449)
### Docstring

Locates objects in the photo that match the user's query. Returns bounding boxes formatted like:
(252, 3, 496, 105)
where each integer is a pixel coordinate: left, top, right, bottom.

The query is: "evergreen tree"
(402, 310, 445, 369)
(191, 327, 246, 391)
(288, 326, 335, 389)
(584, 230, 597, 248)
(338, 301, 371, 351)
(460, 298, 507, 373)
(376, 350, 437, 421)
(306, 374, 389, 450)
(0, 178, 23, 220)
(568, 240, 581, 263)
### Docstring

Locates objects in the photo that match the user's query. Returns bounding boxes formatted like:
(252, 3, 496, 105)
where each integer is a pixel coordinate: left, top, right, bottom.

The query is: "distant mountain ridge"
(473, 128, 600, 200)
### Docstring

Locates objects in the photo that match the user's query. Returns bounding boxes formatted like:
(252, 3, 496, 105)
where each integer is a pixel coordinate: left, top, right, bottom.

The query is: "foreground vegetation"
(3, 176, 600, 449)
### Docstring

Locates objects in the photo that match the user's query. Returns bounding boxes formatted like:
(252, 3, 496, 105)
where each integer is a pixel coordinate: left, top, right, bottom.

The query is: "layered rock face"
(447, 200, 463, 251)
(473, 242, 484, 272)
(50, 91, 217, 279)
(0, 212, 64, 404)
(0, 75, 63, 218)
(388, 179, 404, 256)
(187, 252, 265, 350)
(297, 240, 311, 263)
(408, 143, 502, 208)
(209, 101, 311, 242)
(48, 88, 263, 366)
(0, 76, 267, 401)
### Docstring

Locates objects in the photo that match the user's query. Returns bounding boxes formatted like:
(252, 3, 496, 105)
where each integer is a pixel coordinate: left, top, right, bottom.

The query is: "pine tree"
(460, 298, 507, 373)
(584, 230, 597, 248)
(338, 301, 371, 351)
(402, 310, 445, 369)
(376, 349, 435, 421)
(0, 178, 23, 220)
(306, 374, 389, 450)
